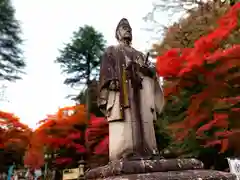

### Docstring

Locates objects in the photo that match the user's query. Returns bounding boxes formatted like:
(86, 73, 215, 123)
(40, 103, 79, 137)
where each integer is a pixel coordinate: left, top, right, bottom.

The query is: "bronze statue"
(98, 18, 164, 161)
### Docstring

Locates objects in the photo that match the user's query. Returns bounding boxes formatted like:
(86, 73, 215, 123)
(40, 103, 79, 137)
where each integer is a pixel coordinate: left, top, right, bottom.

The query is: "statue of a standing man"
(98, 18, 164, 161)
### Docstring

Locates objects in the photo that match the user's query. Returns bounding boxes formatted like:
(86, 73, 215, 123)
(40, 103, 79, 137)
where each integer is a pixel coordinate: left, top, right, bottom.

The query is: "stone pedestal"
(85, 158, 236, 180)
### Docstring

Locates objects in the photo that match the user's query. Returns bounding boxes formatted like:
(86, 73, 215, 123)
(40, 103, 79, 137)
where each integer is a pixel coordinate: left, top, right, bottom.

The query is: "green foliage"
(229, 0, 240, 6)
(56, 25, 106, 87)
(0, 0, 25, 81)
(154, 117, 172, 152)
(75, 79, 103, 117)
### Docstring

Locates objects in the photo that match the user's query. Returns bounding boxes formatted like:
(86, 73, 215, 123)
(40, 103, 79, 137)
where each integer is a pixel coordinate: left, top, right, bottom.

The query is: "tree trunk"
(86, 55, 91, 121)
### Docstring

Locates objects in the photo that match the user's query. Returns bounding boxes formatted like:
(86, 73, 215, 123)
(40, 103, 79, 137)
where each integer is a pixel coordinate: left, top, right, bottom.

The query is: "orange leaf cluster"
(24, 104, 87, 168)
(0, 110, 31, 152)
(0, 103, 108, 168)
(156, 3, 240, 153)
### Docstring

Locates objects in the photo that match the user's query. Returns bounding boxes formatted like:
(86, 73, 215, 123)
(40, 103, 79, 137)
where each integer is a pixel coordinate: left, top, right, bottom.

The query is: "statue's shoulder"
(138, 51, 145, 58)
(104, 45, 117, 54)
(132, 48, 145, 57)
(102, 46, 118, 62)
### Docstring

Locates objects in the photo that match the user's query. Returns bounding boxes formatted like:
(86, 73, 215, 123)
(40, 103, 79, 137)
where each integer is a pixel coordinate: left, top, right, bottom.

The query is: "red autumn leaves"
(156, 3, 240, 153)
(24, 105, 108, 168)
(0, 111, 31, 152)
(0, 105, 108, 169)
(157, 3, 240, 78)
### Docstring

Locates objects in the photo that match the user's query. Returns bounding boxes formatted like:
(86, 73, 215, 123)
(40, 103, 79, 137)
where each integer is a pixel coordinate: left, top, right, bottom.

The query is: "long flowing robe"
(98, 44, 164, 161)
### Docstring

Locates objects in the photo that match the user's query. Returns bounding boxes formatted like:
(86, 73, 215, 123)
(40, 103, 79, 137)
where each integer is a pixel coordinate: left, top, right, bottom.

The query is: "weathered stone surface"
(85, 158, 204, 179)
(98, 170, 236, 180)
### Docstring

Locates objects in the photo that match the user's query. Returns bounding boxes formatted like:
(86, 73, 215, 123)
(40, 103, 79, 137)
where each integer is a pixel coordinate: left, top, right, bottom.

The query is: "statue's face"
(118, 25, 132, 41)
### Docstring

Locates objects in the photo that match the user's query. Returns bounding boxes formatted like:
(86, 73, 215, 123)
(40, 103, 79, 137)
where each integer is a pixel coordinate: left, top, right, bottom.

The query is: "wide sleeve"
(98, 46, 117, 114)
(98, 46, 118, 91)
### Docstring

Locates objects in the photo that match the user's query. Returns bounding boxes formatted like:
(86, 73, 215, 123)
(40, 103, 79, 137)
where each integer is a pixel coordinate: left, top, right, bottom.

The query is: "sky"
(0, 0, 180, 129)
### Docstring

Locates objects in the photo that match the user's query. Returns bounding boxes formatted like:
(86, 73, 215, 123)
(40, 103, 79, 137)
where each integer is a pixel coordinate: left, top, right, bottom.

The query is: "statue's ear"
(116, 30, 122, 41)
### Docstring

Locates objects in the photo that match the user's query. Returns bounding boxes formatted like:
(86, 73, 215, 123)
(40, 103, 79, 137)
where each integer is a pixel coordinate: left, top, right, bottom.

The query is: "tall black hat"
(115, 18, 131, 40)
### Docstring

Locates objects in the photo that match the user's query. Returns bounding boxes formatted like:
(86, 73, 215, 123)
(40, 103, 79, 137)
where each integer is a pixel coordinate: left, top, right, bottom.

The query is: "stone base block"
(86, 158, 205, 179)
(98, 170, 236, 180)
(85, 158, 236, 180)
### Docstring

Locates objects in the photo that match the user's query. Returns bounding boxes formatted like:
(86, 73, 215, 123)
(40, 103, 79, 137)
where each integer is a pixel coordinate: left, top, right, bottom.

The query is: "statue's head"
(115, 18, 132, 43)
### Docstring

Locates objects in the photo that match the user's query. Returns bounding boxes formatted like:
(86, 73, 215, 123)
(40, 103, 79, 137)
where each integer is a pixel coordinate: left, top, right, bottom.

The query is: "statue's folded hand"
(139, 65, 155, 78)
(109, 80, 119, 91)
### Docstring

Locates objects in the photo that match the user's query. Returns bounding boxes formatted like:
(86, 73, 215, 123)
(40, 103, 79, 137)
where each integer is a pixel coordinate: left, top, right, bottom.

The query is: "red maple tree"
(0, 110, 31, 170)
(0, 110, 31, 150)
(24, 105, 87, 168)
(156, 3, 240, 153)
(24, 104, 109, 169)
